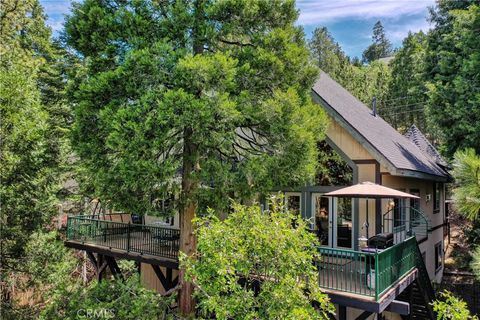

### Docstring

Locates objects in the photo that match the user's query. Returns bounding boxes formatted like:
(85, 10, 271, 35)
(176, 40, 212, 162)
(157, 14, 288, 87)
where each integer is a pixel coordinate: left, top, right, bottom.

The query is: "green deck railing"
(66, 215, 180, 260)
(317, 236, 417, 300)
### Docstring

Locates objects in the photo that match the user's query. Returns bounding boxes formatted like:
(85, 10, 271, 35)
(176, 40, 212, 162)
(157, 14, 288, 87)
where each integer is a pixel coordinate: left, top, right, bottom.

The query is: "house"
(64, 71, 450, 320)
(278, 71, 450, 319)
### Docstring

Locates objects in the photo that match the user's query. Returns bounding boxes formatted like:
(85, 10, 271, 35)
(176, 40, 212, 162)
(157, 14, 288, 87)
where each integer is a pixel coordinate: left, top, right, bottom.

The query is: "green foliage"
(40, 275, 175, 320)
(182, 200, 334, 319)
(23, 231, 78, 288)
(308, 27, 349, 78)
(432, 290, 478, 320)
(472, 246, 480, 280)
(1, 231, 79, 320)
(425, 2, 480, 157)
(362, 21, 393, 63)
(452, 149, 480, 221)
(0, 0, 69, 271)
(386, 31, 429, 132)
(65, 0, 328, 216)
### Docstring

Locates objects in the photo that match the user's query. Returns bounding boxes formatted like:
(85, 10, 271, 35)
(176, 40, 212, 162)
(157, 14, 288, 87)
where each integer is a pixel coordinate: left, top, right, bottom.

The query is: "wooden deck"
(65, 232, 179, 269)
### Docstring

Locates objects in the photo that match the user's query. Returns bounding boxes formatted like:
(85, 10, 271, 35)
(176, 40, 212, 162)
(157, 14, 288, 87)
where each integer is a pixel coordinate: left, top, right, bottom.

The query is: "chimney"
(372, 96, 377, 117)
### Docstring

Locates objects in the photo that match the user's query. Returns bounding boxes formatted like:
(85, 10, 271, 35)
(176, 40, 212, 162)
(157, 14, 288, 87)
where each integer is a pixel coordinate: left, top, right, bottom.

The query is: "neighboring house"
(64, 72, 450, 320)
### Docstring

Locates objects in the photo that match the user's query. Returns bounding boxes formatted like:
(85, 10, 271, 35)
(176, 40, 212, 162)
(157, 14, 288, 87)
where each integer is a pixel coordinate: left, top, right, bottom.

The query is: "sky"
(39, 0, 435, 59)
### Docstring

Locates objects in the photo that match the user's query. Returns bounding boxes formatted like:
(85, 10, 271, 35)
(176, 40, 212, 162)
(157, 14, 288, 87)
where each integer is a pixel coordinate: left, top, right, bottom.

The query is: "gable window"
(435, 241, 443, 273)
(433, 183, 441, 214)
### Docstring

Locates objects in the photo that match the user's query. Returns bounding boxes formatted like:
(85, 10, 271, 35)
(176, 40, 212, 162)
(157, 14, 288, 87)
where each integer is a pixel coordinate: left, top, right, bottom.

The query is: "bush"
(182, 199, 334, 319)
(432, 290, 478, 320)
(40, 275, 175, 320)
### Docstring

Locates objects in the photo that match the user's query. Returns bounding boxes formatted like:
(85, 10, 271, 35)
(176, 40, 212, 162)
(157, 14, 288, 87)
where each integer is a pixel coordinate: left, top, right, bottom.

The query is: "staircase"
(383, 206, 430, 243)
(398, 242, 436, 319)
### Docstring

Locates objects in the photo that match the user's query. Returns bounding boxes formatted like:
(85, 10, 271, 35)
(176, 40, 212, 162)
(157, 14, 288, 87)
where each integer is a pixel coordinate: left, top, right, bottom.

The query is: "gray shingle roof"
(312, 71, 449, 179)
(404, 125, 449, 168)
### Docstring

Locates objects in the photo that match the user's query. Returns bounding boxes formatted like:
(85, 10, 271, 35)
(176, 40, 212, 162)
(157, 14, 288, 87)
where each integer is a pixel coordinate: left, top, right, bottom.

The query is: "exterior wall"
(381, 174, 446, 282)
(140, 263, 179, 294)
(326, 117, 374, 161)
(334, 306, 402, 320)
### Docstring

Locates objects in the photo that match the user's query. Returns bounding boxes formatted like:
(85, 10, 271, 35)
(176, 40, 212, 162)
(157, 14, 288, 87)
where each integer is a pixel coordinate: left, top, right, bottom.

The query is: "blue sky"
(39, 0, 435, 59)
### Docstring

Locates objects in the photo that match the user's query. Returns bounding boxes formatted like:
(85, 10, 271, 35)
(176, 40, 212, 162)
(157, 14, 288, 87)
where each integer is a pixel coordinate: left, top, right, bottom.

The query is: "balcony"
(65, 215, 180, 267)
(317, 236, 417, 301)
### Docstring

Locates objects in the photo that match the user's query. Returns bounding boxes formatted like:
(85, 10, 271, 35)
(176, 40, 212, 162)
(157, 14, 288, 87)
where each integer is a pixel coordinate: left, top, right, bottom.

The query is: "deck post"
(338, 305, 347, 320)
(375, 251, 379, 301)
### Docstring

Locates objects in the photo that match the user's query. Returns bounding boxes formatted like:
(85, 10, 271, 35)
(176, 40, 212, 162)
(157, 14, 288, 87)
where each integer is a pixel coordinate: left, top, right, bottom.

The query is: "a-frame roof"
(311, 71, 449, 181)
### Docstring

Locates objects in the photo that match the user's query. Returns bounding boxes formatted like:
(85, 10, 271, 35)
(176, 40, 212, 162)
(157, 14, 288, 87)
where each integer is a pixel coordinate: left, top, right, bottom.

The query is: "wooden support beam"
(339, 305, 347, 320)
(65, 240, 179, 269)
(105, 256, 123, 280)
(384, 300, 410, 315)
(86, 251, 97, 267)
(355, 311, 373, 320)
(152, 265, 170, 290)
(97, 254, 108, 282)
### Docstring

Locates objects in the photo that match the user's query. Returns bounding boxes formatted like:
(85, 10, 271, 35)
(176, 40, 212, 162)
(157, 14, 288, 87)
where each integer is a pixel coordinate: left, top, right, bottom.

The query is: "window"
(410, 189, 420, 210)
(435, 242, 443, 273)
(393, 192, 406, 227)
(433, 183, 441, 214)
(285, 192, 301, 216)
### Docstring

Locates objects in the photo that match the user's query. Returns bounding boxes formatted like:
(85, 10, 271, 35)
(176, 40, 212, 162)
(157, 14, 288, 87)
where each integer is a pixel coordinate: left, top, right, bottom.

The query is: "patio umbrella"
(324, 182, 419, 239)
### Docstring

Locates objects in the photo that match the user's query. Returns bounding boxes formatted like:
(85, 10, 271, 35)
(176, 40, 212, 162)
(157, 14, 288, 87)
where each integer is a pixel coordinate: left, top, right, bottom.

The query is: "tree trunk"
(178, 129, 198, 316)
(178, 1, 204, 315)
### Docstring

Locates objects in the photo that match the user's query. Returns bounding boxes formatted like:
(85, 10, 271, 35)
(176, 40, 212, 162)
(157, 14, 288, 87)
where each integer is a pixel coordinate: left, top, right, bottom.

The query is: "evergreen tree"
(362, 21, 393, 63)
(308, 27, 348, 78)
(64, 0, 327, 313)
(0, 0, 69, 274)
(424, 1, 480, 157)
(386, 31, 429, 132)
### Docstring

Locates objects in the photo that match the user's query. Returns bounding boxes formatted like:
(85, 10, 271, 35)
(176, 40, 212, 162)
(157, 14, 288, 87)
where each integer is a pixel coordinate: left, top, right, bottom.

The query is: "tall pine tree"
(64, 0, 328, 313)
(425, 0, 480, 157)
(0, 0, 69, 282)
(362, 21, 393, 63)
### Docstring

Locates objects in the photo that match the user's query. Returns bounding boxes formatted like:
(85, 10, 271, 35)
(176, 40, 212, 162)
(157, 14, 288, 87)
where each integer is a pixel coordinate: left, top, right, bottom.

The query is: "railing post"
(375, 251, 379, 300)
(127, 222, 131, 252)
(66, 216, 71, 239)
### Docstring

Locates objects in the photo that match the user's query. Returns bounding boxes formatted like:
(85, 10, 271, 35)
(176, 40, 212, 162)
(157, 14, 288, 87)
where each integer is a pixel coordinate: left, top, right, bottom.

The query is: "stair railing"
(413, 241, 436, 319)
(382, 206, 429, 242)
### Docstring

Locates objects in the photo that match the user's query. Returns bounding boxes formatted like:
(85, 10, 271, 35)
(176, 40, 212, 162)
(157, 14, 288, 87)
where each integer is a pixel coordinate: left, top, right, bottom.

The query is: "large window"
(433, 183, 441, 214)
(435, 241, 443, 273)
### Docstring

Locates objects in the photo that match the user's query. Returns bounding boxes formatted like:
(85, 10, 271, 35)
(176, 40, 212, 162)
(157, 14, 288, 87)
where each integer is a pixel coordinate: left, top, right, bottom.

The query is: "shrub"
(432, 290, 478, 320)
(182, 199, 334, 319)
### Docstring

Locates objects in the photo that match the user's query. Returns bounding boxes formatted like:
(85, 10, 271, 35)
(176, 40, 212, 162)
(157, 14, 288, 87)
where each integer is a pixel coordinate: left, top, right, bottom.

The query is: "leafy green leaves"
(432, 290, 479, 320)
(182, 200, 334, 319)
(66, 0, 327, 216)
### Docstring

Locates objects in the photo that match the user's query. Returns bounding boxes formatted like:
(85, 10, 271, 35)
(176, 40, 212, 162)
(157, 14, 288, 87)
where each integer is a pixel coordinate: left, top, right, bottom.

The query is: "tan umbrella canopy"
(324, 181, 419, 199)
(324, 182, 419, 239)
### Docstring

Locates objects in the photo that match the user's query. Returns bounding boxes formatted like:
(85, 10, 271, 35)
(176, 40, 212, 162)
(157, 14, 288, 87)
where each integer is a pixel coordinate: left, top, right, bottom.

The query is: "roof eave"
(312, 90, 450, 182)
(312, 90, 399, 174)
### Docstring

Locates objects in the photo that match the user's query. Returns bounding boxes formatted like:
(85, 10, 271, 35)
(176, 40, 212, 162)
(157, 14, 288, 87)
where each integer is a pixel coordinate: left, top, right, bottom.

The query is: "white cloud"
(40, 0, 73, 33)
(297, 0, 435, 25)
(387, 19, 431, 42)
